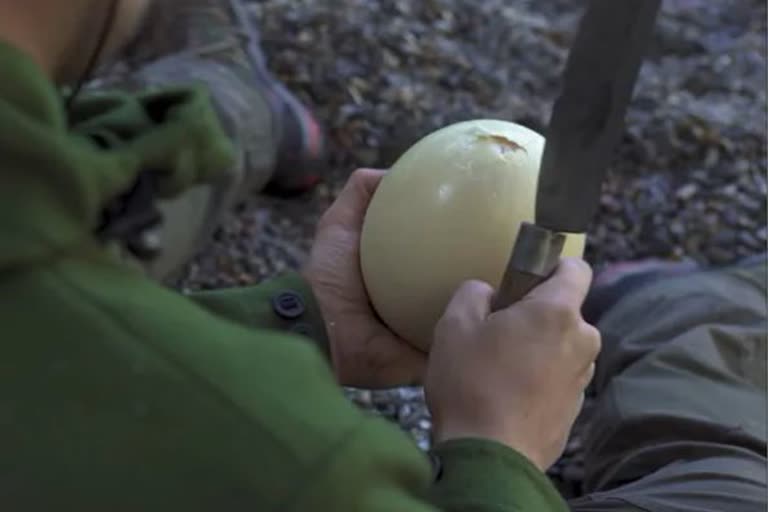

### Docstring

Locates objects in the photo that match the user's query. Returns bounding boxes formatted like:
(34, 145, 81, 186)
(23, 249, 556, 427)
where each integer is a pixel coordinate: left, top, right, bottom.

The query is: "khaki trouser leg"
(112, 54, 277, 280)
(569, 260, 767, 511)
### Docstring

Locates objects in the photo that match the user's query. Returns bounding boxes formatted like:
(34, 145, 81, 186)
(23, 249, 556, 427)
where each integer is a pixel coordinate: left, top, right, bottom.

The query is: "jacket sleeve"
(187, 273, 568, 512)
(187, 272, 332, 360)
(428, 439, 569, 512)
(295, 420, 569, 512)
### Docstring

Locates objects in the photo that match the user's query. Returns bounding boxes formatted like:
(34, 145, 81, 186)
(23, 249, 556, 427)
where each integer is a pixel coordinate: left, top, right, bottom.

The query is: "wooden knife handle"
(492, 222, 566, 311)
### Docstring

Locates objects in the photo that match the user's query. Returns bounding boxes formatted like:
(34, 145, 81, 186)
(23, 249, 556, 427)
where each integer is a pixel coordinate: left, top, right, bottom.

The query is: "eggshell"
(361, 120, 585, 350)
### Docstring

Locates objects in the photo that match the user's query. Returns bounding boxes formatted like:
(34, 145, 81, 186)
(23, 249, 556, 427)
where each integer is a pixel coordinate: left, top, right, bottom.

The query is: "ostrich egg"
(360, 119, 586, 351)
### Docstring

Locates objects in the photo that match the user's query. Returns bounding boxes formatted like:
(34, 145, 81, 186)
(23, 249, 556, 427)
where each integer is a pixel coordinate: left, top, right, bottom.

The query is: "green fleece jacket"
(0, 41, 567, 511)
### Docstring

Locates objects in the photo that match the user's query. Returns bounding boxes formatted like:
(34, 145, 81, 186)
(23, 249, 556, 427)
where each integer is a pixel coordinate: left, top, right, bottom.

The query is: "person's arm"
(290, 417, 568, 512)
(7, 263, 564, 511)
(187, 169, 594, 512)
(187, 274, 568, 511)
(187, 272, 331, 360)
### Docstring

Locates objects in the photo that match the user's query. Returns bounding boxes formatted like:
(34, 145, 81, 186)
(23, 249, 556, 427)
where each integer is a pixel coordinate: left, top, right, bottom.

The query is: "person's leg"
(95, 0, 325, 280)
(112, 52, 278, 280)
(569, 258, 767, 511)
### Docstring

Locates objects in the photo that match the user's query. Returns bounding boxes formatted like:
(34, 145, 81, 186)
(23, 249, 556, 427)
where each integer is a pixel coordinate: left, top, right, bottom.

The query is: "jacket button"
(272, 291, 305, 320)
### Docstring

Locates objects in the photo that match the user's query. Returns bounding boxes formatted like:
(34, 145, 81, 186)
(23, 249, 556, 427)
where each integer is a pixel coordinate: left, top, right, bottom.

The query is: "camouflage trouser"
(114, 54, 277, 280)
(569, 259, 767, 511)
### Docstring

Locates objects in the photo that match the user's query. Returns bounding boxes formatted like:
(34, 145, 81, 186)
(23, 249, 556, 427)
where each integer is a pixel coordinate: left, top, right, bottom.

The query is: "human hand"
(304, 169, 427, 388)
(425, 259, 600, 471)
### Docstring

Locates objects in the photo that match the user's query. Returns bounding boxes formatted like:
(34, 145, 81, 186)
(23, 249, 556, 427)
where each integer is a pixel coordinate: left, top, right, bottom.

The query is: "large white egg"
(360, 119, 585, 351)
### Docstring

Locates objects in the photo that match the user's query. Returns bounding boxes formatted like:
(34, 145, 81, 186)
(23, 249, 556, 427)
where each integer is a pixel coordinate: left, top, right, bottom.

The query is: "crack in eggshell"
(476, 134, 528, 154)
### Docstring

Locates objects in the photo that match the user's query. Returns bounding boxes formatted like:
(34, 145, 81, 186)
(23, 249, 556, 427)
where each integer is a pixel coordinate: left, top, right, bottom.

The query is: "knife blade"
(493, 0, 662, 311)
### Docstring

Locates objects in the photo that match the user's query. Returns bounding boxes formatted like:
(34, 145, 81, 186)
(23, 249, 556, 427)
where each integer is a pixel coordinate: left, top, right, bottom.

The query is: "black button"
(289, 323, 312, 337)
(272, 291, 305, 320)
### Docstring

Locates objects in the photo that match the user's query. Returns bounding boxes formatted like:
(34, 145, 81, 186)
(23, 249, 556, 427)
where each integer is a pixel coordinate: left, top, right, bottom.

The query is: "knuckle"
(435, 310, 464, 335)
(578, 363, 596, 389)
(349, 168, 382, 191)
(542, 299, 580, 328)
(438, 296, 487, 339)
(349, 168, 367, 184)
(563, 257, 593, 280)
(585, 362, 596, 382)
(581, 323, 602, 358)
(448, 280, 494, 314)
(460, 279, 492, 297)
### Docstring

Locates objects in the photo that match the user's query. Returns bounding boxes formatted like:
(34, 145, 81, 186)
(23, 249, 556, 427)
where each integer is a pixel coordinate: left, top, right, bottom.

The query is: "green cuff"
(428, 439, 568, 512)
(186, 272, 331, 360)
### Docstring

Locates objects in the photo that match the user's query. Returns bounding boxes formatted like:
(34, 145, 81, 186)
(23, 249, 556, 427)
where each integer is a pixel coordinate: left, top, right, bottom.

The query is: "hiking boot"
(123, 0, 326, 195)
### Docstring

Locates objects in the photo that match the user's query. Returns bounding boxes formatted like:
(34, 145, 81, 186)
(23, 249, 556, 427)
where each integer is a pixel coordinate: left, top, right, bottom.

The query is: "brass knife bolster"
(492, 222, 566, 311)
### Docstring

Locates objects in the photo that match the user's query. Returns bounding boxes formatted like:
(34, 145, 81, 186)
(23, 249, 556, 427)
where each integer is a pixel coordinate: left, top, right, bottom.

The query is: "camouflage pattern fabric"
(570, 259, 767, 511)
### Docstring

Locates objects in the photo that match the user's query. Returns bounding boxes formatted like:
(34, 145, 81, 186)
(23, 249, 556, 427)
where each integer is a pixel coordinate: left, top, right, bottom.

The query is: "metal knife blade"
(493, 0, 661, 310)
(536, 0, 662, 233)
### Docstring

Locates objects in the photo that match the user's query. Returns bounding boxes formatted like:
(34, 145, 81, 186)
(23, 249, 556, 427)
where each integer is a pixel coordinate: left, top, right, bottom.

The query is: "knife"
(493, 0, 662, 311)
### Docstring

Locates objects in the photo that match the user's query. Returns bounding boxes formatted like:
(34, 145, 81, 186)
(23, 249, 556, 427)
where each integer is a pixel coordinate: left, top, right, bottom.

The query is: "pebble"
(676, 183, 699, 201)
(738, 231, 762, 249)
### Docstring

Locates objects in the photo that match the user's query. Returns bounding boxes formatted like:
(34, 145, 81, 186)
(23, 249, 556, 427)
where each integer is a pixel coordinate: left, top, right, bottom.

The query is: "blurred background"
(175, 0, 767, 495)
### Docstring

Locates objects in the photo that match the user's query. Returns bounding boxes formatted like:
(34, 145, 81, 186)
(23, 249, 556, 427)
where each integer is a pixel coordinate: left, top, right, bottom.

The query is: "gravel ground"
(178, 0, 767, 496)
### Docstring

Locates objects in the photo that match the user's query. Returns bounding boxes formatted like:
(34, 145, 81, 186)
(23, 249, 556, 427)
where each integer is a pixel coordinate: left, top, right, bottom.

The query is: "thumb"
(443, 280, 495, 324)
(528, 258, 593, 310)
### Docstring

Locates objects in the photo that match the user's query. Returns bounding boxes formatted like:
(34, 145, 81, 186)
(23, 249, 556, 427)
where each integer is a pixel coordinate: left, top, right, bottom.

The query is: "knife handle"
(492, 222, 566, 311)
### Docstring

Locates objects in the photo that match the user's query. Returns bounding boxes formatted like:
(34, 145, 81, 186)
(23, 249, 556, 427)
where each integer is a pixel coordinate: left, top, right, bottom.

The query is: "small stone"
(722, 184, 739, 197)
(754, 173, 768, 196)
(737, 194, 764, 214)
(676, 183, 698, 201)
(738, 231, 762, 249)
(350, 389, 372, 406)
(374, 403, 397, 419)
(397, 387, 425, 401)
(669, 220, 686, 237)
(412, 430, 431, 451)
(737, 215, 755, 229)
(703, 147, 720, 168)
